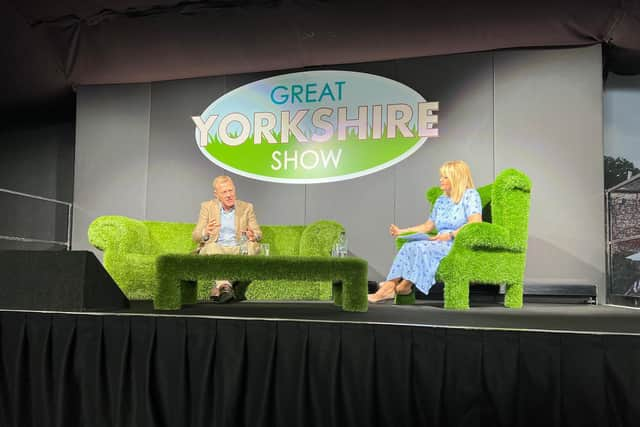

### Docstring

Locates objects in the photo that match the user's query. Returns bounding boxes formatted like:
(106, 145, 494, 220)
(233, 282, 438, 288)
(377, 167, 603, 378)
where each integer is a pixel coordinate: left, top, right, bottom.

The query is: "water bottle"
(239, 232, 248, 256)
(336, 231, 348, 257)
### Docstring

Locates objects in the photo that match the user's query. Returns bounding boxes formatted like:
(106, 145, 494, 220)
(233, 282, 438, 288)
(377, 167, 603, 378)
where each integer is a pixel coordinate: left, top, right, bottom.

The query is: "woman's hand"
(429, 232, 454, 241)
(389, 224, 402, 237)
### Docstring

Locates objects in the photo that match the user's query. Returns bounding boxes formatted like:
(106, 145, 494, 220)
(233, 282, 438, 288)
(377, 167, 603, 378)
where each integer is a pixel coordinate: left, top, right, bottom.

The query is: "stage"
(1, 300, 639, 427)
(104, 299, 640, 335)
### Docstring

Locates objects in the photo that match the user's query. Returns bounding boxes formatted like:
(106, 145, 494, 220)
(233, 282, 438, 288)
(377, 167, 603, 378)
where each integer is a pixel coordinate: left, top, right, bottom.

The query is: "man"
(192, 175, 261, 302)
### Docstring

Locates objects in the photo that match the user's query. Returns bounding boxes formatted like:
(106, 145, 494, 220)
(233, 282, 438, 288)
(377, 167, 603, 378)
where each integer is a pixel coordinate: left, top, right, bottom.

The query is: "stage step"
(368, 281, 597, 304)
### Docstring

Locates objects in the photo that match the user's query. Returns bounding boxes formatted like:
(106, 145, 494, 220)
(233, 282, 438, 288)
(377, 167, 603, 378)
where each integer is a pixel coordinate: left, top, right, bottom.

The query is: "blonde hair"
(439, 160, 475, 203)
(212, 175, 234, 191)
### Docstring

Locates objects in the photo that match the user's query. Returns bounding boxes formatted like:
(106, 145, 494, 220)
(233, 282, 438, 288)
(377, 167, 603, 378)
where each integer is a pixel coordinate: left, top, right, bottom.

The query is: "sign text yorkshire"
(192, 71, 438, 183)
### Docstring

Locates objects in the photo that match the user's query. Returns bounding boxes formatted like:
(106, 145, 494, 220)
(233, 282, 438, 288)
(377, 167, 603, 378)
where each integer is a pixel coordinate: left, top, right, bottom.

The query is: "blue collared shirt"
(217, 206, 236, 247)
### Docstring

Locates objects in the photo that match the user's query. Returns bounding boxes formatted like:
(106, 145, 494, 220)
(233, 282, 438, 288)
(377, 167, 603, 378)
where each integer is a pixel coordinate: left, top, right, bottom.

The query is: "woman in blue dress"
(368, 160, 483, 303)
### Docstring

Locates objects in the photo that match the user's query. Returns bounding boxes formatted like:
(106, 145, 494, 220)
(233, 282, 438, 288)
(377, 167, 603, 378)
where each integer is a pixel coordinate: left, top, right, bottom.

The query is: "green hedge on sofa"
(396, 168, 532, 309)
(88, 216, 345, 301)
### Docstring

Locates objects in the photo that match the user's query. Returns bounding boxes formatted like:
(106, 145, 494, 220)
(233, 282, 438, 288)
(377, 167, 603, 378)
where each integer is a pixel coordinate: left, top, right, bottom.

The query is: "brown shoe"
(216, 283, 235, 304)
(209, 284, 221, 301)
(232, 280, 251, 302)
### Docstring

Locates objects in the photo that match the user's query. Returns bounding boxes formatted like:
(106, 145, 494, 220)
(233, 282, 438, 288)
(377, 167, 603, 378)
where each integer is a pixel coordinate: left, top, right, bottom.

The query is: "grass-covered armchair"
(88, 216, 345, 301)
(396, 168, 532, 309)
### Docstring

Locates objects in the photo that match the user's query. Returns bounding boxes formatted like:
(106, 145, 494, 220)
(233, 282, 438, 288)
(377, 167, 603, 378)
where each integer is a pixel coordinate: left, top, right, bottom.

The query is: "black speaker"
(0, 250, 129, 311)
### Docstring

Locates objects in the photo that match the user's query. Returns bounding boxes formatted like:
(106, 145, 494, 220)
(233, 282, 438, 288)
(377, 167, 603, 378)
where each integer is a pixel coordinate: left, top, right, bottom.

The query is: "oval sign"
(192, 70, 438, 184)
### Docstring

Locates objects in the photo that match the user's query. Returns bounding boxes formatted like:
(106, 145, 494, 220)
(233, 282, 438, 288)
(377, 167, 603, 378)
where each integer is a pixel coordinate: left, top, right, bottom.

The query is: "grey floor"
(115, 300, 640, 335)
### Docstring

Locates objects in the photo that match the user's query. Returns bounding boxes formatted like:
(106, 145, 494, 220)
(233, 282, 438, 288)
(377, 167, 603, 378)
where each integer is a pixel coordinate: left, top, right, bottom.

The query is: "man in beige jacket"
(192, 175, 262, 302)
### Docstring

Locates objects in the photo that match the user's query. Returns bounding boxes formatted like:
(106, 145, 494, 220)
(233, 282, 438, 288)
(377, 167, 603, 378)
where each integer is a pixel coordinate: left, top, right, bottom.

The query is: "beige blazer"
(192, 199, 262, 249)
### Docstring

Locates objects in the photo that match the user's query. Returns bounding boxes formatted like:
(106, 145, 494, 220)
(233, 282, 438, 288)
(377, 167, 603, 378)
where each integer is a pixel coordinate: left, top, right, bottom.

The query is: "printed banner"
(193, 70, 438, 183)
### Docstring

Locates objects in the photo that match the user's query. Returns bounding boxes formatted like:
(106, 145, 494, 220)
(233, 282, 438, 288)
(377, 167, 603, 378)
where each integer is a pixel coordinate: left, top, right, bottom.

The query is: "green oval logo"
(193, 70, 438, 183)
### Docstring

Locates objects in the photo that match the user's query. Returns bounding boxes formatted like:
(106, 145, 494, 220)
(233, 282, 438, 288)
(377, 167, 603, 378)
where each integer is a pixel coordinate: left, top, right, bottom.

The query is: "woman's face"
(439, 173, 452, 194)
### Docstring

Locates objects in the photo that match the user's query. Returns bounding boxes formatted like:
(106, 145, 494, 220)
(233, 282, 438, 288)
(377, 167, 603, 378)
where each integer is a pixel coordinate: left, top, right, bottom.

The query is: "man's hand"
(246, 228, 257, 242)
(205, 218, 218, 236)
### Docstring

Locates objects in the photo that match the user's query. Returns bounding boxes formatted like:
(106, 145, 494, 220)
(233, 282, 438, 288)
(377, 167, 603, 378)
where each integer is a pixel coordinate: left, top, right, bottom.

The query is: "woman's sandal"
(367, 281, 397, 303)
(367, 290, 396, 303)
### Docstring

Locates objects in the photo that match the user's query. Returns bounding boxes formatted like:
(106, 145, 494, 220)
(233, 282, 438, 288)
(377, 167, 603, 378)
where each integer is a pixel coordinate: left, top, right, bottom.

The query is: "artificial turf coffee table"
(154, 254, 369, 312)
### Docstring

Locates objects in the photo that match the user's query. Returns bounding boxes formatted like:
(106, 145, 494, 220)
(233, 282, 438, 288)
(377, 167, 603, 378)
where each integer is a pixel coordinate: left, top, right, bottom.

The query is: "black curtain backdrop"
(1, 311, 639, 427)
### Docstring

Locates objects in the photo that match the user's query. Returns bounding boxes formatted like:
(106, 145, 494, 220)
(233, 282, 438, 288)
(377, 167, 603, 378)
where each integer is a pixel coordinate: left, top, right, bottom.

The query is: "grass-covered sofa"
(396, 168, 532, 309)
(88, 216, 346, 301)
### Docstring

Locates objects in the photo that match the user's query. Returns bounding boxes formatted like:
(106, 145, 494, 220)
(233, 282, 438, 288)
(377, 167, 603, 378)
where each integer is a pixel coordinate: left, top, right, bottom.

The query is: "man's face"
(215, 180, 236, 210)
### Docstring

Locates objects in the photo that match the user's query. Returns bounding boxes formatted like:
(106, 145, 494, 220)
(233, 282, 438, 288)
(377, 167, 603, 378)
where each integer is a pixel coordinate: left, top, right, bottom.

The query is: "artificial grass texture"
(245, 221, 345, 301)
(88, 216, 176, 300)
(155, 254, 369, 312)
(395, 168, 532, 309)
(88, 216, 345, 301)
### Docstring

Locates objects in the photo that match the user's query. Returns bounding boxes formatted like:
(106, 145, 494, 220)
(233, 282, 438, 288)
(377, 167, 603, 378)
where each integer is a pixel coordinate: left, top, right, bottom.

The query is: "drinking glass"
(239, 232, 248, 256)
(332, 243, 347, 257)
(260, 243, 270, 256)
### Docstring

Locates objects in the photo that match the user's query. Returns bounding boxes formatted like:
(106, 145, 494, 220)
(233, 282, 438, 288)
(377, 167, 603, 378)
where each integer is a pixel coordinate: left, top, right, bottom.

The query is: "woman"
(368, 160, 482, 303)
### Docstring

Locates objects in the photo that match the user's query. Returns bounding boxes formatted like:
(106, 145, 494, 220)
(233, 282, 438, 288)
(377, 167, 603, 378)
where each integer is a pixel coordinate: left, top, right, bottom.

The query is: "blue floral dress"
(386, 188, 482, 294)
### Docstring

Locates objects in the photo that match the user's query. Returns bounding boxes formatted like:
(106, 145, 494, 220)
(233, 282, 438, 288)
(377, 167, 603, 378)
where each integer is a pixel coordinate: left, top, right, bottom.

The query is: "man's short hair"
(212, 175, 234, 191)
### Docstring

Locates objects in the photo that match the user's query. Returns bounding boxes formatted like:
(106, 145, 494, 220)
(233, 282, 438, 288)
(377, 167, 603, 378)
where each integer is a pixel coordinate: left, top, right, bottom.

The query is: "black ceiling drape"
(2, 0, 640, 116)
